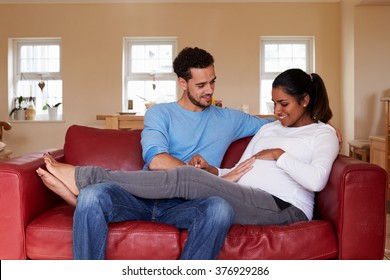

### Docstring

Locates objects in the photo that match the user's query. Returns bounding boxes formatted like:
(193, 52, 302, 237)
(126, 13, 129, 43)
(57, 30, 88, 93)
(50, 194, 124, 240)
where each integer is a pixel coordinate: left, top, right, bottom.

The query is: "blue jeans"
(73, 183, 234, 260)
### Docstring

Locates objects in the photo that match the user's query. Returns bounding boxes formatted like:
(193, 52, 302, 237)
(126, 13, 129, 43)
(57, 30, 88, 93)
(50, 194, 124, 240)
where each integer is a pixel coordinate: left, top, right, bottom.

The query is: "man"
(72, 47, 273, 260)
(142, 47, 273, 171)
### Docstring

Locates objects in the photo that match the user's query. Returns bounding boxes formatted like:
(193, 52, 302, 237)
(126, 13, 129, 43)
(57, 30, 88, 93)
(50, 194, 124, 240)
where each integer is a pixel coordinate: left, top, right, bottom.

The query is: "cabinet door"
(370, 137, 386, 169)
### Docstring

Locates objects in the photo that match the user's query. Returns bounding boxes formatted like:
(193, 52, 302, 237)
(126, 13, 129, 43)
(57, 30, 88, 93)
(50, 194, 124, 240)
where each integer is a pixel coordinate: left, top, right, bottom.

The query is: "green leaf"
(9, 108, 17, 116)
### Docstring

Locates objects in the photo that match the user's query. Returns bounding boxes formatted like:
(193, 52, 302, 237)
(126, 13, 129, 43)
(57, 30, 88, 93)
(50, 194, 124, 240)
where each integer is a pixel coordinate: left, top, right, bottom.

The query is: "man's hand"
(221, 157, 255, 182)
(328, 123, 343, 152)
(187, 154, 218, 175)
(188, 154, 208, 169)
(335, 128, 343, 152)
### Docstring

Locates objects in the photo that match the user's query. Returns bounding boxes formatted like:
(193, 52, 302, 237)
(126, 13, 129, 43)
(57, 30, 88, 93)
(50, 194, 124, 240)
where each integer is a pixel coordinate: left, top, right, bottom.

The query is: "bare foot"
(43, 153, 79, 196)
(36, 167, 77, 207)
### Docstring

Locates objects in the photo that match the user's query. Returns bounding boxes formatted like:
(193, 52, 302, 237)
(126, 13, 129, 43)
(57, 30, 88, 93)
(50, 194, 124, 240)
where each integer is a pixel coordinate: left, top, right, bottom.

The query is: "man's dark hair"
(173, 47, 214, 81)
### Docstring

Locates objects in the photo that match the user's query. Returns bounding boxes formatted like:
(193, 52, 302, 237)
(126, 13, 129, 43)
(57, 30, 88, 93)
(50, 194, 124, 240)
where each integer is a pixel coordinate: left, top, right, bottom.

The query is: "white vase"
(14, 109, 25, 120)
(48, 107, 58, 120)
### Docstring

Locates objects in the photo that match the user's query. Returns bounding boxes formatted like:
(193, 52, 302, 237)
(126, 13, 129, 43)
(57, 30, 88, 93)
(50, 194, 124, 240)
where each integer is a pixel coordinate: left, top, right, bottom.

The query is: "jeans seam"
(95, 230, 108, 259)
(182, 207, 199, 260)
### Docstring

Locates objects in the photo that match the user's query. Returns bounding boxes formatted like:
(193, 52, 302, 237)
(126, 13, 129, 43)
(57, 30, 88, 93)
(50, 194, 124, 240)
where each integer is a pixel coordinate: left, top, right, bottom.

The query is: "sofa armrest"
(0, 149, 64, 259)
(316, 155, 388, 259)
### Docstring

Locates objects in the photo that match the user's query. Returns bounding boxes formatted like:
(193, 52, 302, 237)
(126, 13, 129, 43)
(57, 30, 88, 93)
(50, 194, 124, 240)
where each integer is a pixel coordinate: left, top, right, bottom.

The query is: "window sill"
(9, 114, 64, 123)
(9, 119, 65, 123)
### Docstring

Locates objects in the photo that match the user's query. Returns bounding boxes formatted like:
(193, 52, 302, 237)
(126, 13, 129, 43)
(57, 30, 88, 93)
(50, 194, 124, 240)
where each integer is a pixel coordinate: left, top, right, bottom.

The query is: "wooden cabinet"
(370, 97, 390, 200)
(381, 97, 390, 174)
(370, 136, 385, 169)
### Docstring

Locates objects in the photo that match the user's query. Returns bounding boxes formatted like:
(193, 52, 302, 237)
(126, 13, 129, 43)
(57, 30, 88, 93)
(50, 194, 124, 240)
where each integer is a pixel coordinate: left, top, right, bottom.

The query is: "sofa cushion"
(26, 203, 182, 260)
(63, 125, 144, 171)
(181, 221, 338, 260)
(221, 136, 252, 168)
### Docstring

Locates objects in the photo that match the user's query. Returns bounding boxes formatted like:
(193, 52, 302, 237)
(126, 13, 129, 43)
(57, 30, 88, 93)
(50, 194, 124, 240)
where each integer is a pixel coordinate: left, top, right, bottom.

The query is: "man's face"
(179, 65, 216, 111)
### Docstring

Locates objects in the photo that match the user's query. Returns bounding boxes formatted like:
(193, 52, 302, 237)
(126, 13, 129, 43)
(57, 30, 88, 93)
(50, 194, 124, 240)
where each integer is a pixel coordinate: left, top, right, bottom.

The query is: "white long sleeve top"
(218, 121, 339, 220)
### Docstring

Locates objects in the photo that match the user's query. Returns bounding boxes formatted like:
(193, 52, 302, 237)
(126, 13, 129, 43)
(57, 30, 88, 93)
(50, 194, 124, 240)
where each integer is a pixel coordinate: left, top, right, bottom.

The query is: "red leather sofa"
(0, 125, 387, 260)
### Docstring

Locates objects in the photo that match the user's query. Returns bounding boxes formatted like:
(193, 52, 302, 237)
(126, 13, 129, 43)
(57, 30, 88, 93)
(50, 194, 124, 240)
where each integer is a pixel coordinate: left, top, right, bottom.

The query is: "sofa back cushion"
(63, 125, 144, 171)
(64, 125, 252, 171)
(221, 136, 252, 168)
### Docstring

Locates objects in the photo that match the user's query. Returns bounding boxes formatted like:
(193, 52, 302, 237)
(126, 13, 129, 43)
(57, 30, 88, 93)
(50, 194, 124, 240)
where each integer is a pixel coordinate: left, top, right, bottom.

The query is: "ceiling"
(0, 0, 388, 6)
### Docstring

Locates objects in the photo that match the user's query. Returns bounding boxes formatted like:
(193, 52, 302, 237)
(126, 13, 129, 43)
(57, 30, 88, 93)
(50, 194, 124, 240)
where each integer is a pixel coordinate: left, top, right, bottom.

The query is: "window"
(9, 38, 62, 120)
(260, 37, 314, 114)
(123, 37, 177, 113)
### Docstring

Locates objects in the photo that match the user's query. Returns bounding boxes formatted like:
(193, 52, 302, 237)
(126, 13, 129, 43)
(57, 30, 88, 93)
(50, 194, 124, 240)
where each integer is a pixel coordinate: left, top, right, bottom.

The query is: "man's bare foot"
(43, 153, 79, 196)
(36, 167, 77, 207)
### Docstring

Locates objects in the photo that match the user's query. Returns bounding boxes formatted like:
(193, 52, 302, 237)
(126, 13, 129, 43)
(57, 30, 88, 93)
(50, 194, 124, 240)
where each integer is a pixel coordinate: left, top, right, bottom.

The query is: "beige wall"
(340, 0, 359, 155)
(354, 5, 390, 139)
(1, 3, 341, 157)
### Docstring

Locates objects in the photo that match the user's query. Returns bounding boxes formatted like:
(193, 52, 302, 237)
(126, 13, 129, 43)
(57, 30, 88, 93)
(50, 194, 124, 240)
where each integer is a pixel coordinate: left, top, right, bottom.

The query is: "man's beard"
(187, 90, 211, 109)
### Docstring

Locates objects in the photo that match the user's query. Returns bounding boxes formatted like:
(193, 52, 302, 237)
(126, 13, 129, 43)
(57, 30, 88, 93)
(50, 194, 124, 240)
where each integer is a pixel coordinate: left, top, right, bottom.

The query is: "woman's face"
(272, 87, 312, 127)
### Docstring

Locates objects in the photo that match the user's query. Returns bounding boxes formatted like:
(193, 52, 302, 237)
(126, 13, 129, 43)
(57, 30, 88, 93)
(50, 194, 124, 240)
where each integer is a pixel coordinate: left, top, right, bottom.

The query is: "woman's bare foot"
(43, 153, 79, 196)
(36, 167, 77, 207)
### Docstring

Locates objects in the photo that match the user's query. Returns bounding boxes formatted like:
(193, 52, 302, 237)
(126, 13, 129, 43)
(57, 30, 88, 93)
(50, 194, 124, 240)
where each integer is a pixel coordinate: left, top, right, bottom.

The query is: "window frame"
(259, 36, 315, 114)
(123, 37, 177, 113)
(9, 37, 62, 120)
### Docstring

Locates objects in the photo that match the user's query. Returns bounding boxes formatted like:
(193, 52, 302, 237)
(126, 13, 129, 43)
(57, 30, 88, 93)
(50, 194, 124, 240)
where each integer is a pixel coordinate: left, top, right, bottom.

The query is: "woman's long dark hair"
(272, 68, 333, 123)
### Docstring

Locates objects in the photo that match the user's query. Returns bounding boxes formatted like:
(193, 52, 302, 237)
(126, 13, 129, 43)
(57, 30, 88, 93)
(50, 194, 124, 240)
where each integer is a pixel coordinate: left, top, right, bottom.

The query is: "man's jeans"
(73, 183, 234, 260)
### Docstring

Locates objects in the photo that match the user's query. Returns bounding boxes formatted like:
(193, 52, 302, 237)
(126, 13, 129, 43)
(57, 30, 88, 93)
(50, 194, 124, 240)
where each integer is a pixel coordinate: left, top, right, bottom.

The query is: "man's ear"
(178, 77, 187, 91)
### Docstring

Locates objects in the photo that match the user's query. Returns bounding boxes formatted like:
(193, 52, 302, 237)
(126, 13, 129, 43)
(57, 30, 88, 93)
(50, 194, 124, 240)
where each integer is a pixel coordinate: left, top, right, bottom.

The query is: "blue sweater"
(141, 102, 274, 169)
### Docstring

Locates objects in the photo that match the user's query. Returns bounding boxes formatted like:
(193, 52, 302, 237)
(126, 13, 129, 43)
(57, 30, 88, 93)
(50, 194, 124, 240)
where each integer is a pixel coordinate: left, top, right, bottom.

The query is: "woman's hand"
(222, 157, 255, 182)
(253, 148, 284, 160)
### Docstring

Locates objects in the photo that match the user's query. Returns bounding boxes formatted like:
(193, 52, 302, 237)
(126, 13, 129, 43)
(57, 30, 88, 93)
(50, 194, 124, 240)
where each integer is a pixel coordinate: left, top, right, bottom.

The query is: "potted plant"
(43, 102, 62, 120)
(9, 96, 26, 120)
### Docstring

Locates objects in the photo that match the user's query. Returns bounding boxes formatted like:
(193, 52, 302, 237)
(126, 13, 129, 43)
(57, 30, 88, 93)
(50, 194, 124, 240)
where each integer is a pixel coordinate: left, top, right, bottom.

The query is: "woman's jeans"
(73, 183, 234, 260)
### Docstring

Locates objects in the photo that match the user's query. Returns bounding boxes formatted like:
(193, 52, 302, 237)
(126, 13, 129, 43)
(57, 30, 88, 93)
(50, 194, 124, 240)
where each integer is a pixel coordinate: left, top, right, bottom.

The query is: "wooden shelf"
(381, 97, 390, 200)
(96, 114, 144, 130)
(96, 113, 275, 131)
